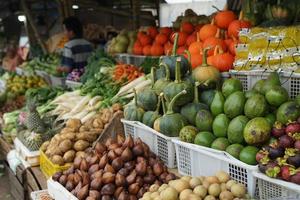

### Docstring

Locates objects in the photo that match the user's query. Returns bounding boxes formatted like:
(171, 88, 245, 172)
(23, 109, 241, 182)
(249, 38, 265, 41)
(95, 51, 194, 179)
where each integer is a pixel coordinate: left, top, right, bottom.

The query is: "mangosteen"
(285, 122, 300, 134)
(287, 153, 300, 168)
(272, 122, 286, 138)
(258, 163, 268, 173)
(269, 147, 285, 160)
(279, 135, 294, 148)
(295, 140, 300, 151)
(290, 172, 300, 184)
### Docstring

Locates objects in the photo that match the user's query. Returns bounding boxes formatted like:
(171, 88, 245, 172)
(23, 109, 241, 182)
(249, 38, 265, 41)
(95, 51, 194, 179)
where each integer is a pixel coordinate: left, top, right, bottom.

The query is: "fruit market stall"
(0, 0, 300, 200)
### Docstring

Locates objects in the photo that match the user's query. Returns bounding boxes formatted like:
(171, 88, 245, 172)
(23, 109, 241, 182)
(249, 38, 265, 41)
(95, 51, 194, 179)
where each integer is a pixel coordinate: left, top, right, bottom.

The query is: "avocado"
(211, 137, 230, 151)
(212, 114, 230, 138)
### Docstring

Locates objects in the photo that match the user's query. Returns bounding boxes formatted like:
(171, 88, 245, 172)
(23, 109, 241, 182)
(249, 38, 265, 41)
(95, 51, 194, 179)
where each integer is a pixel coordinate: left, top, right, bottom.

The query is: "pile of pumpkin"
(133, 8, 252, 72)
(124, 32, 225, 137)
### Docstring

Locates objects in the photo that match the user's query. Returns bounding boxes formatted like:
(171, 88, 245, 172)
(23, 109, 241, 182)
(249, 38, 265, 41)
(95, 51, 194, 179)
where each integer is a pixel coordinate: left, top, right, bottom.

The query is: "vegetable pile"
(52, 135, 177, 200)
(21, 53, 62, 76)
(141, 171, 250, 200)
(41, 105, 122, 166)
(256, 119, 300, 185)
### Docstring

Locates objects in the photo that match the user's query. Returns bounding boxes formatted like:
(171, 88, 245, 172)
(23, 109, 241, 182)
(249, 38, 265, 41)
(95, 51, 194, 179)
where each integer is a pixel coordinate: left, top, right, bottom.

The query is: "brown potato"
(63, 150, 76, 163)
(76, 151, 86, 158)
(51, 155, 65, 165)
(59, 139, 73, 153)
(92, 118, 104, 129)
(60, 132, 76, 141)
(79, 125, 90, 132)
(40, 141, 50, 152)
(76, 132, 97, 142)
(66, 119, 82, 130)
(74, 140, 90, 151)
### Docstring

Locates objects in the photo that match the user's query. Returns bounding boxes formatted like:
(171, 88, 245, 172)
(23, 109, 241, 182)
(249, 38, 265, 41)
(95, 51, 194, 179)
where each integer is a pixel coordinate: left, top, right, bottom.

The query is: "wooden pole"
(20, 0, 48, 54)
(132, 0, 140, 30)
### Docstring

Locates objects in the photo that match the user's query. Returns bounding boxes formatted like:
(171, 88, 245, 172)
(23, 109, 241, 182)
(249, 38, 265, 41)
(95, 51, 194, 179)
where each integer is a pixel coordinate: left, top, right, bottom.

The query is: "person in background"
(57, 17, 93, 74)
(2, 44, 23, 72)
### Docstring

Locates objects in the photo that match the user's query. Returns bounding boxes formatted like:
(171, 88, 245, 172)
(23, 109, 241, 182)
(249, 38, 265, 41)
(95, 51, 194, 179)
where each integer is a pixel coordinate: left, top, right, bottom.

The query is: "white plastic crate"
(47, 179, 78, 200)
(253, 172, 300, 200)
(172, 139, 259, 198)
(229, 70, 300, 98)
(14, 137, 40, 167)
(50, 75, 66, 87)
(31, 190, 53, 200)
(121, 119, 177, 168)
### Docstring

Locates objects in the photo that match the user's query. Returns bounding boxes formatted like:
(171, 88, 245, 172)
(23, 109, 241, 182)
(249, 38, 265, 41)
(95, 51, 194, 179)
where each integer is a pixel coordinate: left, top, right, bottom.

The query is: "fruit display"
(126, 60, 300, 166)
(0, 95, 25, 119)
(130, 8, 250, 73)
(108, 30, 137, 54)
(256, 119, 300, 185)
(5, 73, 48, 98)
(21, 53, 62, 77)
(41, 105, 122, 165)
(52, 135, 177, 200)
(141, 171, 251, 200)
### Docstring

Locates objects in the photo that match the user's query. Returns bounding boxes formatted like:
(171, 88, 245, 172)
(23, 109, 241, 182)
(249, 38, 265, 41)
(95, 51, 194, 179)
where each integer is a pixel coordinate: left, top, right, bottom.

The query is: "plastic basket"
(121, 119, 177, 168)
(65, 80, 82, 89)
(40, 150, 71, 178)
(30, 190, 53, 200)
(50, 75, 66, 87)
(47, 178, 78, 200)
(229, 70, 300, 98)
(253, 172, 300, 200)
(172, 139, 259, 198)
(14, 138, 40, 167)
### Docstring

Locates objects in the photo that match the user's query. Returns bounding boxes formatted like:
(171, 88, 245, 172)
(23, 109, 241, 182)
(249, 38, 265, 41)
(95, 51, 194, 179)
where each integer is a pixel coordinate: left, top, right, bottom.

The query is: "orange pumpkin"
(181, 22, 194, 34)
(150, 44, 164, 56)
(190, 52, 203, 69)
(203, 36, 227, 56)
(214, 10, 236, 29)
(199, 23, 218, 41)
(155, 33, 168, 45)
(188, 33, 203, 55)
(228, 20, 251, 38)
(176, 46, 187, 55)
(133, 41, 143, 55)
(164, 42, 173, 55)
(207, 45, 234, 72)
(170, 32, 188, 46)
(160, 27, 173, 36)
(147, 26, 159, 39)
(139, 34, 152, 46)
(142, 45, 152, 56)
(186, 34, 197, 46)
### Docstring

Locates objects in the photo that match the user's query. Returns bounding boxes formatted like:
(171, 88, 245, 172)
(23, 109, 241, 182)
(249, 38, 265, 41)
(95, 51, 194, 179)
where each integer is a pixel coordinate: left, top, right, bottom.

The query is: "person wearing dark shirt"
(57, 17, 93, 73)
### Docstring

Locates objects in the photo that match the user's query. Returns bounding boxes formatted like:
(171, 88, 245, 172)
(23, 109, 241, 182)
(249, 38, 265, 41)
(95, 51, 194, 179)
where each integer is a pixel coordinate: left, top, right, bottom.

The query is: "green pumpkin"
(153, 63, 171, 95)
(163, 57, 194, 106)
(160, 33, 190, 80)
(137, 67, 158, 111)
(181, 82, 209, 125)
(154, 90, 188, 137)
(142, 95, 162, 128)
(124, 89, 145, 122)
